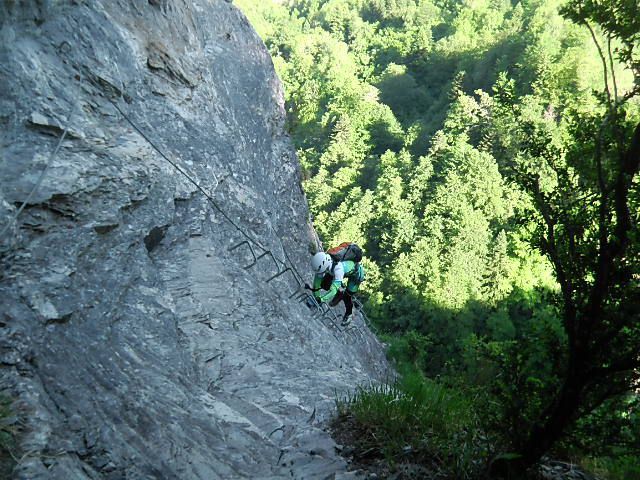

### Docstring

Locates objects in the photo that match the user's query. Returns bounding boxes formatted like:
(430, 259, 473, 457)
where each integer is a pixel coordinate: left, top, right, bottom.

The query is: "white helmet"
(311, 252, 332, 274)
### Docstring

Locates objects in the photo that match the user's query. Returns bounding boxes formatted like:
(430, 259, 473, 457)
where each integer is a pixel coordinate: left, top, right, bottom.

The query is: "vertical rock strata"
(0, 1, 389, 478)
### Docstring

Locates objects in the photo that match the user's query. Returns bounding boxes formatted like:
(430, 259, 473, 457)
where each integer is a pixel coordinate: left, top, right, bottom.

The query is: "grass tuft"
(334, 370, 487, 478)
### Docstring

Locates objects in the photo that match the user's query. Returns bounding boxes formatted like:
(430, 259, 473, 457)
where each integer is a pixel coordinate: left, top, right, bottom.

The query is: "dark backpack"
(327, 242, 363, 264)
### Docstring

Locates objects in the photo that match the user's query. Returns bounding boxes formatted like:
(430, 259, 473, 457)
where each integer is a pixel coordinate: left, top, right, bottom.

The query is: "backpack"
(327, 242, 363, 264)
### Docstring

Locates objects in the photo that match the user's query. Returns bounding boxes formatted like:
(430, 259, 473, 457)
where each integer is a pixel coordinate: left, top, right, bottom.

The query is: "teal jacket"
(313, 260, 363, 303)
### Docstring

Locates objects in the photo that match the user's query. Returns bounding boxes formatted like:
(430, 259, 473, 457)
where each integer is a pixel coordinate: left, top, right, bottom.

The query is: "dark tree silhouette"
(491, 0, 640, 476)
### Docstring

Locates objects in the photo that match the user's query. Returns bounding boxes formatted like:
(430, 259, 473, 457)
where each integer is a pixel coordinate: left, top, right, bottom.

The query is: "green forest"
(237, 0, 639, 478)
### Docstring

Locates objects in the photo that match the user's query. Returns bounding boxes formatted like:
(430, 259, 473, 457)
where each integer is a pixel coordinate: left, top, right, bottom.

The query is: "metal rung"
(293, 288, 306, 300)
(287, 272, 301, 287)
(229, 240, 258, 269)
(227, 239, 369, 342)
(326, 308, 340, 323)
(294, 290, 308, 302)
(256, 250, 280, 272)
(312, 303, 328, 319)
(266, 267, 292, 284)
(288, 268, 304, 287)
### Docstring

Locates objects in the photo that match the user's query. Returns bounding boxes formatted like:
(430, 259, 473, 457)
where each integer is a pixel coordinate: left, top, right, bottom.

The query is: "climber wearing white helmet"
(306, 247, 365, 327)
(310, 252, 333, 274)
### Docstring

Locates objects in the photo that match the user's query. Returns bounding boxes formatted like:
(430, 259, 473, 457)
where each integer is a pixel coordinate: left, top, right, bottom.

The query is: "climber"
(305, 247, 365, 327)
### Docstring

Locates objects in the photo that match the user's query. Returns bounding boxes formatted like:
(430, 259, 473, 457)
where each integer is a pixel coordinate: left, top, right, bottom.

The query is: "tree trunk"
(491, 121, 640, 478)
(490, 357, 586, 478)
(520, 378, 583, 463)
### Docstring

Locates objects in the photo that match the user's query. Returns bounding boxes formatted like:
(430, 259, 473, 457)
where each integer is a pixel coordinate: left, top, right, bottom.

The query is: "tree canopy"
(238, 0, 640, 477)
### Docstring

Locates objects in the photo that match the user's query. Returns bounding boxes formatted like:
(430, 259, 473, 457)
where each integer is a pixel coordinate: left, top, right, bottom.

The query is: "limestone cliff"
(0, 1, 388, 478)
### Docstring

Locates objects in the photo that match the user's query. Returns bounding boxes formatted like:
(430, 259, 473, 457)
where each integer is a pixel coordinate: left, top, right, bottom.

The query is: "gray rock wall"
(0, 1, 389, 478)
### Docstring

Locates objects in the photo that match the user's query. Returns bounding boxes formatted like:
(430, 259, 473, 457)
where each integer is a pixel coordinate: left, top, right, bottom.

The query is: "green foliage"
(383, 330, 433, 372)
(237, 1, 582, 328)
(238, 0, 640, 474)
(335, 371, 486, 477)
(562, 394, 640, 465)
(477, 324, 566, 449)
(581, 455, 640, 480)
(561, 0, 640, 80)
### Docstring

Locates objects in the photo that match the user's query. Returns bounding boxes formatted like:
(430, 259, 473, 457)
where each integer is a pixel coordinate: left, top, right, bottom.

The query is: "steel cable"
(0, 90, 81, 241)
(111, 96, 371, 339)
(110, 98, 310, 282)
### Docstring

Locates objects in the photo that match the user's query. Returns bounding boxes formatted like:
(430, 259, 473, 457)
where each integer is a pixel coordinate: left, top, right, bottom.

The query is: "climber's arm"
(312, 274, 323, 299)
(319, 280, 341, 303)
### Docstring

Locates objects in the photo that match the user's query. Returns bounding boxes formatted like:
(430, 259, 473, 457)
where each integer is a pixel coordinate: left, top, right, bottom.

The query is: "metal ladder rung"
(256, 249, 280, 272)
(229, 240, 258, 269)
(229, 237, 371, 343)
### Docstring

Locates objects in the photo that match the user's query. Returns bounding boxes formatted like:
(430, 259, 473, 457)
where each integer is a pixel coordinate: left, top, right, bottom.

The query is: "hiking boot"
(341, 314, 352, 327)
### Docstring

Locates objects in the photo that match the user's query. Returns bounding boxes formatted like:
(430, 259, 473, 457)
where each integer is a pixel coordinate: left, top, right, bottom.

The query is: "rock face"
(0, 1, 389, 478)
